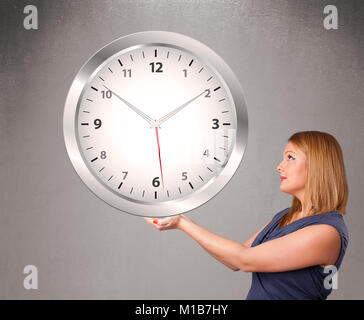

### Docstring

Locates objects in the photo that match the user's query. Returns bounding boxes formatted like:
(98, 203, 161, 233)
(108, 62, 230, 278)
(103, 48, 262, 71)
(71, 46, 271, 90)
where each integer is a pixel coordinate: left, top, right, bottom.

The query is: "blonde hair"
(279, 131, 348, 228)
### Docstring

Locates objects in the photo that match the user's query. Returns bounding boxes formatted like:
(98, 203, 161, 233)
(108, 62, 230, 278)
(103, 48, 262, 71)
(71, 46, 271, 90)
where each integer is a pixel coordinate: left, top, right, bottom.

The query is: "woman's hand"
(143, 214, 187, 231)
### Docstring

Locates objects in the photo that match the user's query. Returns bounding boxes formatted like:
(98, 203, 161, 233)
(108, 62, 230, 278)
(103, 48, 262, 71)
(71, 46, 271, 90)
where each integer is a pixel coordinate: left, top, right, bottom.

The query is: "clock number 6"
(152, 176, 160, 187)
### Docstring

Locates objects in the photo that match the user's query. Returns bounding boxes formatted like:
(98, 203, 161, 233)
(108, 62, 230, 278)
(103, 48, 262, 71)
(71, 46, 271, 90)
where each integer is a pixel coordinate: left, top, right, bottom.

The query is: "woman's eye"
(288, 155, 294, 160)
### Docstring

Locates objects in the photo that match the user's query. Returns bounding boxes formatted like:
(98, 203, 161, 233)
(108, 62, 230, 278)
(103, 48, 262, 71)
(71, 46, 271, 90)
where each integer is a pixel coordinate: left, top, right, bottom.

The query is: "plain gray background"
(0, 0, 363, 299)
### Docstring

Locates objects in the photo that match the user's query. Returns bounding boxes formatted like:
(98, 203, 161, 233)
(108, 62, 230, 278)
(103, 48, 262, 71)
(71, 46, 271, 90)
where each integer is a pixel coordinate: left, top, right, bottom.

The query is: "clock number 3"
(212, 119, 219, 129)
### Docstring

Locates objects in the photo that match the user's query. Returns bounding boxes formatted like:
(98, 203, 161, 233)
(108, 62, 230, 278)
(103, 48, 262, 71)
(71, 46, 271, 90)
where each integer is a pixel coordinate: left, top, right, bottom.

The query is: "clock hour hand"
(157, 90, 206, 126)
(103, 85, 154, 126)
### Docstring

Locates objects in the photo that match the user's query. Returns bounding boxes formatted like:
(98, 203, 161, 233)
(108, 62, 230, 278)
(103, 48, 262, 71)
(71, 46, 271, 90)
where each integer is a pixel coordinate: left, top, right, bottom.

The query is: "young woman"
(144, 131, 349, 300)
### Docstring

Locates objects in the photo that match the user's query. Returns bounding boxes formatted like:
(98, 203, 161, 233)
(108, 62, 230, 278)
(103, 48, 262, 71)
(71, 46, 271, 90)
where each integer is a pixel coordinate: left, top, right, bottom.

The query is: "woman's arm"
(144, 215, 341, 273)
(186, 219, 269, 271)
(178, 215, 250, 271)
(144, 215, 243, 271)
(177, 216, 341, 273)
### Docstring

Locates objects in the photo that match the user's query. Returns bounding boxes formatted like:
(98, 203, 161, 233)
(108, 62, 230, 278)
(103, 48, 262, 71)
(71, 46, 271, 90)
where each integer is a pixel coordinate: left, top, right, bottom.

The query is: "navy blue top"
(246, 207, 349, 300)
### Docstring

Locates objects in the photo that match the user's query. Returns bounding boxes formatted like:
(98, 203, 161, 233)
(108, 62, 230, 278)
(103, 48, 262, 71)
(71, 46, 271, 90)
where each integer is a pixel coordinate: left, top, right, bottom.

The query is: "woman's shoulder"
(306, 210, 346, 225)
(274, 208, 348, 236)
(309, 210, 348, 237)
(305, 210, 349, 269)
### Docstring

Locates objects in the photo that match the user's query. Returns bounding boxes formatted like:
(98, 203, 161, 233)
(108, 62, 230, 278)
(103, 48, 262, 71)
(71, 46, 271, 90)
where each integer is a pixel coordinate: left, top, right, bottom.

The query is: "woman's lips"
(280, 177, 287, 182)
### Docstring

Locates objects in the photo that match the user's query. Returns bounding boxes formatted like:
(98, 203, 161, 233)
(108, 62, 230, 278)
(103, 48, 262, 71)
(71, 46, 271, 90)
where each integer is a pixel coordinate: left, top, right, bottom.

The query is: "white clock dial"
(64, 31, 248, 217)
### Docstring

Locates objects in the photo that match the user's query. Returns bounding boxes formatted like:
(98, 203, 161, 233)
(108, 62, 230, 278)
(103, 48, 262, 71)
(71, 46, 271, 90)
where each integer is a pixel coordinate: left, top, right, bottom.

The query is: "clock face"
(64, 31, 248, 217)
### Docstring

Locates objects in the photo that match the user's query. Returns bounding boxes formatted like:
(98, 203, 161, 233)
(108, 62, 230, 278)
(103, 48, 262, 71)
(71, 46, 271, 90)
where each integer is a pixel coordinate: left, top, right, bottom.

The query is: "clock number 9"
(152, 177, 160, 187)
(149, 62, 163, 73)
(94, 119, 102, 129)
(212, 119, 219, 129)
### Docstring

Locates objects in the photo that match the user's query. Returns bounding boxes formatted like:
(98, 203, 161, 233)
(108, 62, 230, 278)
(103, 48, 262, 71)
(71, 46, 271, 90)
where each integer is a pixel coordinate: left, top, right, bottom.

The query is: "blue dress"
(246, 207, 349, 300)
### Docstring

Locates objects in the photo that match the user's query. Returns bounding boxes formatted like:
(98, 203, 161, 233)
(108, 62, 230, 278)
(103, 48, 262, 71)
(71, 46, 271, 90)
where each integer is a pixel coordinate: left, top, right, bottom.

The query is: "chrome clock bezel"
(63, 31, 248, 217)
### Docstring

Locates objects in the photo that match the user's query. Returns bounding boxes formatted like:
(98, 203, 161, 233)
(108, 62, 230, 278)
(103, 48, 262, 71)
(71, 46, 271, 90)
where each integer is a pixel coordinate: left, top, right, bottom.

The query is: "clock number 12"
(149, 62, 163, 73)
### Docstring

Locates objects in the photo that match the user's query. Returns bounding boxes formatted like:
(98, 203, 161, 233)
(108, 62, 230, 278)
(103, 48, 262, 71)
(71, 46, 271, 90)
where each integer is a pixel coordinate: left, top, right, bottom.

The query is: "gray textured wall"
(0, 0, 363, 299)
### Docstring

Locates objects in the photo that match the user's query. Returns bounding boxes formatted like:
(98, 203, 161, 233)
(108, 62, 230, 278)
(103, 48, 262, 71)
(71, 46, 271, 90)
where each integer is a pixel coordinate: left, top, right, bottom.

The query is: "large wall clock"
(63, 31, 248, 217)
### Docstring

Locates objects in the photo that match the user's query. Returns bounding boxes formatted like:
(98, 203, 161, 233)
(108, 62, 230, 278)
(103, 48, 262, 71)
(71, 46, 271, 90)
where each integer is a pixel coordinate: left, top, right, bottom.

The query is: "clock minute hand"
(103, 85, 154, 126)
(157, 90, 206, 126)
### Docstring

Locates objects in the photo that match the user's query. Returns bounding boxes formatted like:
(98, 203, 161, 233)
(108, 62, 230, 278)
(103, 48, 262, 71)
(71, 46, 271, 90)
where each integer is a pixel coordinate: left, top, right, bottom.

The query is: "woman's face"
(276, 141, 307, 199)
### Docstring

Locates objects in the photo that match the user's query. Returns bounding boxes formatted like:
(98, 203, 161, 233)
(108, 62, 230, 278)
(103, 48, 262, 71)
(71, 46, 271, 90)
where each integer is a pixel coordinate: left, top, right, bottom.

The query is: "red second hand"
(155, 127, 164, 189)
